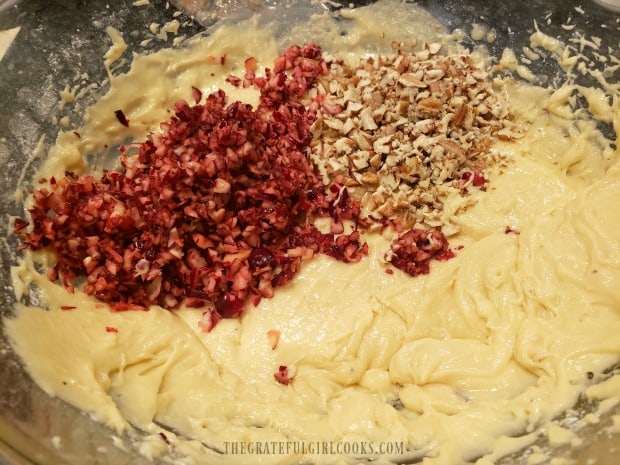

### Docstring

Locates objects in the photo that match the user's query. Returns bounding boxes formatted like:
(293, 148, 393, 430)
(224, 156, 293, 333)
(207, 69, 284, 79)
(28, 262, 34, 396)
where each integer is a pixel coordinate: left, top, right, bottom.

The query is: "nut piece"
(360, 107, 379, 130)
(361, 172, 381, 186)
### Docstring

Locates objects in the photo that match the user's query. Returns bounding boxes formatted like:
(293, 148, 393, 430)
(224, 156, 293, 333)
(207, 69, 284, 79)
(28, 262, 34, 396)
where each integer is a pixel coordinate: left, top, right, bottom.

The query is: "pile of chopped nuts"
(308, 42, 523, 233)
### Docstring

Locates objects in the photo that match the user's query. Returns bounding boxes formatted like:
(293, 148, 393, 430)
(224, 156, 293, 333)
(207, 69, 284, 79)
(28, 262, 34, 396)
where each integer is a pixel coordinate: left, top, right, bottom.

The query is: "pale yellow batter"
(5, 2, 620, 465)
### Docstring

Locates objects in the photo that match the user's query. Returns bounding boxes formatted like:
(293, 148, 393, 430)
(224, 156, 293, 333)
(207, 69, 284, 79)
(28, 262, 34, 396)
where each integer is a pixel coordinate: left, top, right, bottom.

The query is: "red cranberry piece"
(215, 292, 245, 318)
(114, 109, 129, 127)
(248, 248, 277, 269)
(472, 172, 486, 186)
(274, 365, 292, 385)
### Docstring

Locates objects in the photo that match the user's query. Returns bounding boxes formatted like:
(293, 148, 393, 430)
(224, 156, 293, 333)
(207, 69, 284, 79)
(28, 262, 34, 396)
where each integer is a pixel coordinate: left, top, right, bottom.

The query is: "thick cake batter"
(5, 2, 620, 464)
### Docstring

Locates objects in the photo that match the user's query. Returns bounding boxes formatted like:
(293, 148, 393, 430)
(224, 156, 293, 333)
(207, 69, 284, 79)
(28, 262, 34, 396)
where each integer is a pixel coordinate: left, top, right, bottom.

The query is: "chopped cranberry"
(386, 229, 454, 276)
(191, 86, 202, 104)
(248, 248, 277, 270)
(472, 172, 486, 186)
(244, 56, 257, 72)
(13, 218, 29, 233)
(274, 365, 292, 385)
(159, 432, 170, 444)
(214, 292, 245, 318)
(461, 171, 486, 186)
(225, 75, 242, 87)
(267, 329, 280, 350)
(114, 109, 129, 127)
(198, 309, 221, 332)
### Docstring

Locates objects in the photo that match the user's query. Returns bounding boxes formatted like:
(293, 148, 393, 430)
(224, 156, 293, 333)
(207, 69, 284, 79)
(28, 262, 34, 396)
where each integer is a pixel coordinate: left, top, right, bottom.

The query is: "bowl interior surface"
(0, 1, 619, 464)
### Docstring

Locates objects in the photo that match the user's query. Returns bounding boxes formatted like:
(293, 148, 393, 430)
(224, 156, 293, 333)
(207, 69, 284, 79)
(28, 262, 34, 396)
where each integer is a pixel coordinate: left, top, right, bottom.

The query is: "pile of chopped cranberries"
(387, 229, 454, 276)
(15, 43, 455, 319)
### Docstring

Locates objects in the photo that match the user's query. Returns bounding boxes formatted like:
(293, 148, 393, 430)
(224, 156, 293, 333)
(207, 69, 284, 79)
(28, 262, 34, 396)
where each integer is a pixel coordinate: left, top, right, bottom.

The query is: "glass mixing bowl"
(0, 1, 619, 464)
